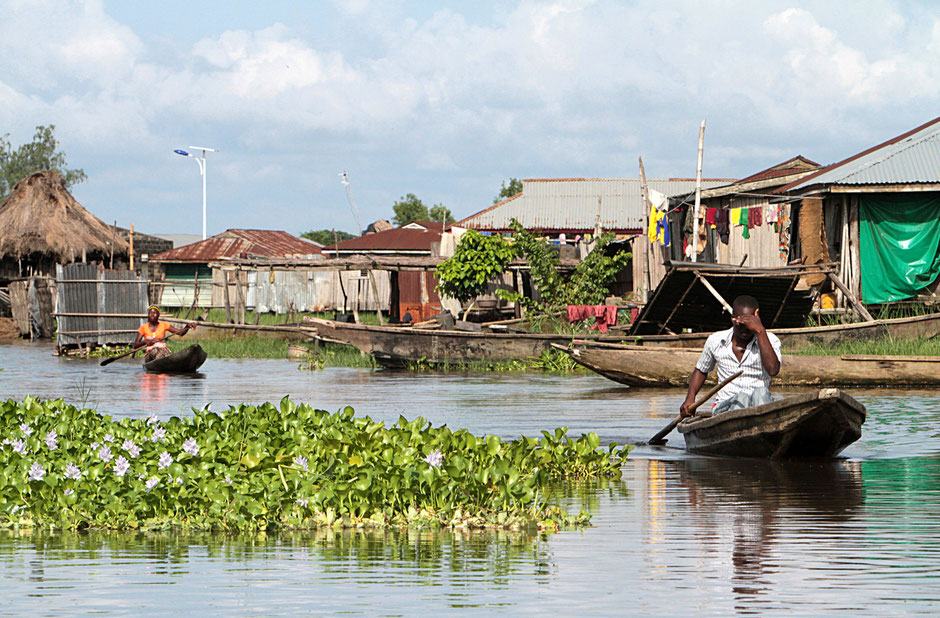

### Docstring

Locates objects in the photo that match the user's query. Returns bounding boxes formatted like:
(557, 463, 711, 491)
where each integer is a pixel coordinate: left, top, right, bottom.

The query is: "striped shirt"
(695, 327, 782, 406)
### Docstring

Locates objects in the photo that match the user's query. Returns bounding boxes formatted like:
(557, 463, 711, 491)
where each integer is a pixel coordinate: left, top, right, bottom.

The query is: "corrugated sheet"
(785, 117, 940, 190)
(151, 229, 322, 262)
(456, 178, 734, 232)
(252, 269, 391, 313)
(56, 263, 149, 347)
(327, 222, 444, 254)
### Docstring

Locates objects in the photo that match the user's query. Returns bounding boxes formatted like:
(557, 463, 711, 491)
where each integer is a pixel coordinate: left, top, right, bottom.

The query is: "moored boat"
(677, 388, 866, 458)
(144, 344, 208, 373)
(556, 342, 940, 388)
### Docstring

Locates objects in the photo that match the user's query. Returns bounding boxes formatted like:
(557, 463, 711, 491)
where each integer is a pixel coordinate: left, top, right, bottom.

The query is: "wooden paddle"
(100, 333, 174, 366)
(647, 369, 744, 445)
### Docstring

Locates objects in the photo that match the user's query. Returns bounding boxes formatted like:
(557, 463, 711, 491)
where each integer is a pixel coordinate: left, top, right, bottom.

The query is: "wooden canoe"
(623, 312, 940, 349)
(677, 388, 866, 458)
(144, 344, 207, 373)
(557, 343, 940, 387)
(305, 317, 628, 367)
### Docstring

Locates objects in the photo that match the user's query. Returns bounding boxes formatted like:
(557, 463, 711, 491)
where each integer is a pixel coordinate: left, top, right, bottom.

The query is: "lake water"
(2, 340, 940, 614)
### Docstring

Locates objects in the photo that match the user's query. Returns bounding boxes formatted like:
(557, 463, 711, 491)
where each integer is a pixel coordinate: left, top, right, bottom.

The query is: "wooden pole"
(694, 271, 733, 315)
(825, 268, 875, 322)
(692, 119, 706, 263)
(367, 269, 385, 325)
(648, 369, 743, 445)
(129, 223, 135, 271)
(638, 156, 652, 303)
(223, 269, 232, 323)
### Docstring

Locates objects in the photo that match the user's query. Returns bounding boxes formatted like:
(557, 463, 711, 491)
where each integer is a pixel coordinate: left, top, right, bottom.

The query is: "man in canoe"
(680, 295, 781, 417)
(135, 306, 197, 363)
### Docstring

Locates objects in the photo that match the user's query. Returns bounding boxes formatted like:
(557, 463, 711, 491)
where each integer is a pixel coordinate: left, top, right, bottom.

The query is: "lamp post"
(174, 146, 218, 239)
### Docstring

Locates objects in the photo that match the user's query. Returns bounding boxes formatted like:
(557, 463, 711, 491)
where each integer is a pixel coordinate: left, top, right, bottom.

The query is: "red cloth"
(705, 208, 717, 228)
(565, 305, 618, 333)
(749, 206, 762, 228)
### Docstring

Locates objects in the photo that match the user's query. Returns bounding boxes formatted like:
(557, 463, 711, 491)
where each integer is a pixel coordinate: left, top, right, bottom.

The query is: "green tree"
(493, 178, 523, 204)
(300, 229, 355, 245)
(0, 125, 87, 198)
(392, 193, 430, 226)
(435, 230, 517, 319)
(429, 203, 455, 224)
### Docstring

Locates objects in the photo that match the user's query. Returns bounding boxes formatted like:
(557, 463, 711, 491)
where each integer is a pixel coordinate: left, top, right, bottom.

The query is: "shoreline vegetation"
(0, 397, 631, 532)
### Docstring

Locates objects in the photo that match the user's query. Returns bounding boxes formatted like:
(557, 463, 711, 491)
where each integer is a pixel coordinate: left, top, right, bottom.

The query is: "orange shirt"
(138, 321, 173, 341)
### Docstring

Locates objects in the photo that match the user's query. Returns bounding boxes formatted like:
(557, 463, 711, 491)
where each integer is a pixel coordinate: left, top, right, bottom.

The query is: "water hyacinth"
(64, 462, 82, 479)
(145, 477, 159, 491)
(114, 456, 130, 477)
(158, 452, 173, 469)
(182, 438, 199, 456)
(64, 488, 74, 496)
(45, 430, 58, 451)
(103, 433, 114, 443)
(91, 441, 99, 450)
(19, 423, 32, 437)
(293, 455, 308, 471)
(98, 445, 113, 462)
(296, 498, 309, 507)
(424, 449, 443, 468)
(12, 438, 27, 455)
(122, 439, 141, 458)
(28, 462, 45, 481)
(151, 427, 166, 443)
(146, 413, 159, 425)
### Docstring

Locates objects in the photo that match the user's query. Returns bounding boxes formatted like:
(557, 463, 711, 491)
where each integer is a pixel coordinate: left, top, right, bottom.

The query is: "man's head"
(731, 295, 759, 339)
(148, 305, 160, 322)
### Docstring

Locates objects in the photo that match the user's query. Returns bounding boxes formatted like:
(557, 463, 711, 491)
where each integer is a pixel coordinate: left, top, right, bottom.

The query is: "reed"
(791, 335, 940, 357)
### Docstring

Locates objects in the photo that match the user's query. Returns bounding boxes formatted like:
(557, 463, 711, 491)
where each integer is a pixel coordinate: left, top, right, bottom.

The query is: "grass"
(790, 336, 940, 357)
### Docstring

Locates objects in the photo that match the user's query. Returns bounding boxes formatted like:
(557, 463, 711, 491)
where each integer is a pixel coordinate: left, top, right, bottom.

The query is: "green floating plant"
(0, 396, 631, 532)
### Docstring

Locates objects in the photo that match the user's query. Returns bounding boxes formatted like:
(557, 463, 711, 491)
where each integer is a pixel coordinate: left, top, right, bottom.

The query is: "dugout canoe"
(143, 344, 207, 373)
(305, 317, 628, 367)
(555, 342, 940, 387)
(677, 388, 866, 458)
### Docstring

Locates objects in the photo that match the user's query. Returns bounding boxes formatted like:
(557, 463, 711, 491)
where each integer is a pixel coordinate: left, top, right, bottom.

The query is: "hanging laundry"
(749, 206, 762, 227)
(706, 207, 718, 228)
(766, 204, 779, 223)
(717, 209, 730, 244)
(778, 204, 791, 262)
(730, 208, 742, 225)
(648, 204, 662, 243)
(741, 208, 750, 240)
(657, 212, 671, 246)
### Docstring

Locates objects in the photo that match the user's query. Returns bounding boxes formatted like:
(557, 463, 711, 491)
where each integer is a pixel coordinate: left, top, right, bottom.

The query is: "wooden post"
(367, 269, 385, 325)
(129, 224, 135, 271)
(691, 120, 705, 263)
(638, 156, 652, 303)
(825, 268, 875, 322)
(223, 269, 232, 323)
(694, 271, 732, 315)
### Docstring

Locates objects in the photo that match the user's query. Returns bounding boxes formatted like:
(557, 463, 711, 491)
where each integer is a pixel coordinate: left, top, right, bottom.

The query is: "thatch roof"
(0, 170, 127, 261)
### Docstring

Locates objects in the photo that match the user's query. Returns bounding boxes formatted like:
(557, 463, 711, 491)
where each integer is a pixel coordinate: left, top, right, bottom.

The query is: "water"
(2, 340, 940, 614)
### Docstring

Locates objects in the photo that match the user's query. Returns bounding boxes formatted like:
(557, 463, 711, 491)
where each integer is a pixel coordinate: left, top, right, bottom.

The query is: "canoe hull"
(678, 389, 866, 458)
(144, 344, 207, 373)
(563, 344, 940, 388)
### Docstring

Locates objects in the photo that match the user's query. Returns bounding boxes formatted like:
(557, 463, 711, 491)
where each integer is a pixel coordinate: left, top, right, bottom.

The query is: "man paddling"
(680, 295, 781, 417)
(135, 306, 196, 363)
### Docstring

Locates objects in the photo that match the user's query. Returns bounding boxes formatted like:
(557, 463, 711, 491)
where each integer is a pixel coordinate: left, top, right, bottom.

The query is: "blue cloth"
(712, 387, 773, 415)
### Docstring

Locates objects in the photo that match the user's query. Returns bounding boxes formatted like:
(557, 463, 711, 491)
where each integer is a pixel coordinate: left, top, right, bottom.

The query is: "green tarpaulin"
(859, 193, 940, 304)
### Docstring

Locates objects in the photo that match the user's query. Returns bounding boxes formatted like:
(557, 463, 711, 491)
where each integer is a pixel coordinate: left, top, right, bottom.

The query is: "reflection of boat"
(144, 344, 207, 373)
(305, 317, 627, 367)
(677, 388, 866, 458)
(556, 342, 940, 387)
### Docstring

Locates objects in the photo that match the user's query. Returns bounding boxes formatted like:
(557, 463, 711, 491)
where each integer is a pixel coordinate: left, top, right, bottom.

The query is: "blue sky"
(2, 0, 939, 237)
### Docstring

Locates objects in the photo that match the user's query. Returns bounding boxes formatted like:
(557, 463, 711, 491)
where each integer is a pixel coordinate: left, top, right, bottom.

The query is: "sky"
(1, 0, 939, 238)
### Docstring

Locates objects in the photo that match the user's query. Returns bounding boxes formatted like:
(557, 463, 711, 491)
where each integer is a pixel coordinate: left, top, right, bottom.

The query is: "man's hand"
(731, 310, 765, 334)
(679, 395, 697, 418)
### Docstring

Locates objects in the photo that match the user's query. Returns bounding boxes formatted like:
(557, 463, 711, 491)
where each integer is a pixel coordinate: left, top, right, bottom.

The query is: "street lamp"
(174, 146, 218, 240)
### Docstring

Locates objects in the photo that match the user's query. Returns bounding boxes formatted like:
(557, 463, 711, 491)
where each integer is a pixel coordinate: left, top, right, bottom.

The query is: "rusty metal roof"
(150, 229, 322, 262)
(455, 177, 735, 233)
(782, 116, 940, 192)
(324, 222, 446, 255)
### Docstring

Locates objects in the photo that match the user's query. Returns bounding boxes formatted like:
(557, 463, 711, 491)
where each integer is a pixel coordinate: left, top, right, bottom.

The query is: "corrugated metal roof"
(736, 156, 820, 184)
(455, 178, 735, 232)
(784, 116, 940, 191)
(326, 222, 445, 254)
(151, 229, 322, 262)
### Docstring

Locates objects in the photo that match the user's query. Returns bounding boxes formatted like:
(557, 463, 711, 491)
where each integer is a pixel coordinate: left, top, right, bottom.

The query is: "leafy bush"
(435, 230, 517, 316)
(0, 397, 630, 532)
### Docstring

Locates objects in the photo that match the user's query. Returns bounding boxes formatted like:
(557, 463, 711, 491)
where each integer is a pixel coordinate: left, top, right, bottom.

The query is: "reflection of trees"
(670, 459, 863, 605)
(0, 526, 556, 588)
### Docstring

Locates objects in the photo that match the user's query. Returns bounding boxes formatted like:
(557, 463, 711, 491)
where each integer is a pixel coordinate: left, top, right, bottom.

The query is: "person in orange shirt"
(135, 306, 196, 362)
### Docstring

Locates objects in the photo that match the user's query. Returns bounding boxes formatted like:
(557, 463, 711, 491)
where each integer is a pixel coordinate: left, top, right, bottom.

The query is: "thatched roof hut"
(0, 171, 126, 277)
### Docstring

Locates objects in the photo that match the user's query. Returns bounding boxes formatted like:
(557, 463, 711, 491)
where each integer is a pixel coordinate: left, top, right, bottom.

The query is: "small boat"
(144, 344, 207, 373)
(556, 342, 940, 388)
(677, 388, 866, 458)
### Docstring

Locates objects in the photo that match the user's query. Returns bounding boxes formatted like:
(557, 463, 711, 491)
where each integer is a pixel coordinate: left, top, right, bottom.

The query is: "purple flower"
(19, 423, 32, 437)
(64, 488, 74, 496)
(12, 439, 27, 455)
(182, 438, 199, 456)
(224, 475, 233, 485)
(146, 414, 159, 425)
(98, 445, 113, 462)
(45, 430, 58, 451)
(296, 498, 308, 507)
(2, 438, 9, 445)
(145, 477, 159, 491)
(28, 462, 45, 481)
(114, 456, 130, 477)
(151, 427, 166, 443)
(103, 433, 114, 443)
(158, 452, 173, 469)
(175, 477, 183, 485)
(64, 462, 82, 479)
(91, 441, 100, 449)
(424, 449, 443, 468)
(122, 439, 140, 458)
(294, 455, 308, 471)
